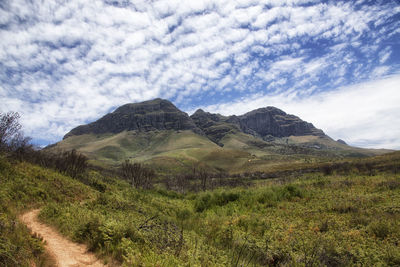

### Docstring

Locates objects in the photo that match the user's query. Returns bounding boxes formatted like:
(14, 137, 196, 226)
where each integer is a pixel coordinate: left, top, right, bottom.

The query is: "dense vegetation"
(1, 151, 400, 266)
(0, 156, 93, 266)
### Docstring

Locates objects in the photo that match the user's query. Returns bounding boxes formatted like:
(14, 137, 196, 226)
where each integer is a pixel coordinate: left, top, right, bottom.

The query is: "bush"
(332, 202, 359, 213)
(278, 184, 304, 200)
(194, 191, 240, 212)
(367, 221, 391, 239)
(194, 193, 212, 212)
(257, 190, 278, 207)
(378, 180, 400, 190)
(121, 160, 155, 189)
(258, 185, 303, 205)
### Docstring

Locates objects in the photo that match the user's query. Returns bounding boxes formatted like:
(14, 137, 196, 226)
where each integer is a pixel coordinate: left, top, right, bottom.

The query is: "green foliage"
(2, 152, 400, 266)
(367, 221, 393, 239)
(0, 213, 46, 266)
(0, 157, 90, 266)
(194, 191, 240, 212)
(256, 184, 304, 208)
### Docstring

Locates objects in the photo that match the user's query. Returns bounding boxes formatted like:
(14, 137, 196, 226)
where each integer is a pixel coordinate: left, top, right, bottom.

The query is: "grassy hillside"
(51, 130, 218, 166)
(0, 156, 97, 266)
(50, 129, 392, 176)
(2, 152, 400, 266)
(50, 130, 261, 173)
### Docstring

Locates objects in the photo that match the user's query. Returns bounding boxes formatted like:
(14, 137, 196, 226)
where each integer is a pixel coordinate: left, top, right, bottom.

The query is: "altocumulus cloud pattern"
(1, 0, 400, 148)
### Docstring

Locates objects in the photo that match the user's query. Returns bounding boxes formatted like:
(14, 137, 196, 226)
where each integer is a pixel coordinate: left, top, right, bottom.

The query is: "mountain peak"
(239, 106, 324, 138)
(114, 98, 178, 114)
(244, 106, 286, 116)
(63, 98, 202, 138)
(192, 109, 206, 115)
(63, 98, 325, 142)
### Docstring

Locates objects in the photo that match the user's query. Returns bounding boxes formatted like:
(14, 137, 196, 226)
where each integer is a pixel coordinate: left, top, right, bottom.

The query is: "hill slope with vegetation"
(2, 151, 400, 266)
(49, 99, 391, 170)
(2, 110, 399, 266)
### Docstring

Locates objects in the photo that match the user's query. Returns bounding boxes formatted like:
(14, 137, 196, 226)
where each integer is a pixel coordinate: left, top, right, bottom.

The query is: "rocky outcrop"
(190, 106, 325, 143)
(64, 99, 325, 143)
(337, 139, 347, 145)
(238, 107, 325, 139)
(63, 99, 202, 139)
(190, 109, 240, 145)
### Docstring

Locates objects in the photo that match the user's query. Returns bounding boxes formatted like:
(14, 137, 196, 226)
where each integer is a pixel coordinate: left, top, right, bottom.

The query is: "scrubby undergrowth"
(0, 156, 94, 266)
(2, 153, 400, 266)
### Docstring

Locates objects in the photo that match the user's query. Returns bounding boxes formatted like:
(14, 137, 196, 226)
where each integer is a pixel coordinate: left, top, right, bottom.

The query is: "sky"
(1, 0, 400, 149)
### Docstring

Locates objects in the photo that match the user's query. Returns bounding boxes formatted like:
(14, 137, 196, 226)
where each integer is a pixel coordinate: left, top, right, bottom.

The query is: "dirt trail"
(20, 209, 106, 267)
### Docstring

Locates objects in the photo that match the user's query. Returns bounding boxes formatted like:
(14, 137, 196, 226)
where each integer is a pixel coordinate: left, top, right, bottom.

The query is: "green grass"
(50, 129, 392, 174)
(37, 170, 400, 266)
(50, 130, 220, 167)
(3, 152, 400, 266)
(0, 156, 96, 266)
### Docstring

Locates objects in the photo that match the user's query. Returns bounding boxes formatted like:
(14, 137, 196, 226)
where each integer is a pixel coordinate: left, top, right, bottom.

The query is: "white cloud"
(379, 47, 392, 64)
(194, 75, 400, 149)
(0, 0, 399, 146)
(372, 66, 390, 78)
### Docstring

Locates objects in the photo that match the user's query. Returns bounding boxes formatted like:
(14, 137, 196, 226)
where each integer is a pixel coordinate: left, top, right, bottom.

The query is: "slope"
(20, 209, 105, 267)
(4, 151, 400, 266)
(49, 98, 392, 173)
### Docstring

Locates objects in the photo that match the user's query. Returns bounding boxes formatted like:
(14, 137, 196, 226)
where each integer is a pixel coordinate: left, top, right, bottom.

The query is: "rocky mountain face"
(190, 109, 240, 145)
(63, 98, 202, 139)
(238, 107, 325, 139)
(190, 106, 325, 144)
(64, 98, 325, 144)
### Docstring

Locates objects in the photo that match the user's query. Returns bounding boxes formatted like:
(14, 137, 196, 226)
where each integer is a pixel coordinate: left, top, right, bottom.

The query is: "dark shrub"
(367, 221, 391, 239)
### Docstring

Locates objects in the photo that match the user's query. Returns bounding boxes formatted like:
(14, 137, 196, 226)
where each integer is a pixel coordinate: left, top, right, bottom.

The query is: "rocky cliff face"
(190, 109, 240, 145)
(238, 107, 325, 139)
(64, 99, 325, 143)
(190, 106, 325, 143)
(63, 98, 202, 139)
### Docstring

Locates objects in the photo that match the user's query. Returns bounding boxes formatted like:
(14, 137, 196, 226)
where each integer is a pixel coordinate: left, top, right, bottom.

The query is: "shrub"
(349, 214, 370, 228)
(385, 246, 400, 266)
(378, 180, 400, 190)
(257, 190, 278, 207)
(194, 191, 240, 212)
(175, 208, 192, 221)
(121, 160, 155, 189)
(332, 200, 359, 213)
(367, 221, 391, 239)
(278, 184, 304, 200)
(321, 164, 333, 175)
(194, 193, 212, 212)
(75, 216, 104, 250)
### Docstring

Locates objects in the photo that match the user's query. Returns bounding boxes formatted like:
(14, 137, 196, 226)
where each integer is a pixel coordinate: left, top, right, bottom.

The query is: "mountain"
(64, 98, 202, 139)
(238, 107, 325, 138)
(190, 106, 324, 145)
(49, 98, 390, 172)
(190, 109, 240, 145)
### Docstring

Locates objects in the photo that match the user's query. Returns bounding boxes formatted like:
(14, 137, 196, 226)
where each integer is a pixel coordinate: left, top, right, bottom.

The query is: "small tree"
(0, 111, 22, 152)
(121, 160, 154, 189)
(199, 168, 209, 191)
(56, 149, 88, 178)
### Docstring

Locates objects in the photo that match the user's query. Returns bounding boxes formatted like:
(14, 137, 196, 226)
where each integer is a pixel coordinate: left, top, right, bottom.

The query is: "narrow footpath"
(20, 209, 106, 267)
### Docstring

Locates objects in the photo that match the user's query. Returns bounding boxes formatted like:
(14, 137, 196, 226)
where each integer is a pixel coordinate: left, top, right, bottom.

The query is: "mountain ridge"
(64, 98, 326, 145)
(64, 98, 203, 139)
(52, 98, 391, 170)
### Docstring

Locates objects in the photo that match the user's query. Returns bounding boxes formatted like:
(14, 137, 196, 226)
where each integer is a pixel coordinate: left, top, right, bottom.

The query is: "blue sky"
(1, 0, 400, 149)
